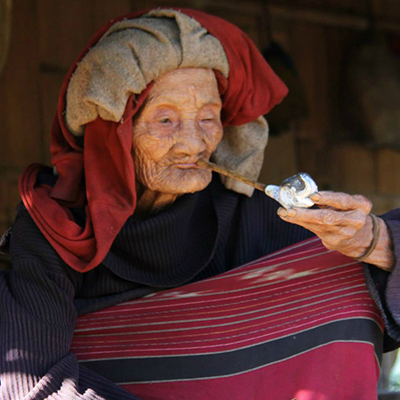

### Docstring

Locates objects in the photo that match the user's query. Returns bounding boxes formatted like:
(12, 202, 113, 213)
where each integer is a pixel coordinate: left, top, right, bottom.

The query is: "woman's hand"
(277, 191, 395, 271)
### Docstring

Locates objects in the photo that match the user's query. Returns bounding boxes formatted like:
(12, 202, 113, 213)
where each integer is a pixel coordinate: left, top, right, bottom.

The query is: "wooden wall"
(264, 0, 400, 213)
(1, 0, 400, 241)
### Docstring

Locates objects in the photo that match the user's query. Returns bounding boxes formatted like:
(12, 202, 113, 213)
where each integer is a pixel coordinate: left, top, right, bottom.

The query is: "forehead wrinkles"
(146, 85, 220, 110)
(144, 68, 221, 111)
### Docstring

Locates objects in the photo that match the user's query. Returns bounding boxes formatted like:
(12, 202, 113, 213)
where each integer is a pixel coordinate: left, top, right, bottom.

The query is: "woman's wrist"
(362, 217, 395, 272)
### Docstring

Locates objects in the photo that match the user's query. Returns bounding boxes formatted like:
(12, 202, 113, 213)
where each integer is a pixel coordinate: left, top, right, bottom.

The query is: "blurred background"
(1, 0, 400, 396)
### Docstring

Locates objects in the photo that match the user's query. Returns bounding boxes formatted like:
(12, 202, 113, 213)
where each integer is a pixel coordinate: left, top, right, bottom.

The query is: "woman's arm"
(0, 208, 141, 400)
(277, 191, 395, 271)
(376, 208, 400, 341)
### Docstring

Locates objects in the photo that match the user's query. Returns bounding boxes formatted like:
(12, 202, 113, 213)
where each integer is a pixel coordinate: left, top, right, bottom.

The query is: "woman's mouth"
(175, 163, 200, 169)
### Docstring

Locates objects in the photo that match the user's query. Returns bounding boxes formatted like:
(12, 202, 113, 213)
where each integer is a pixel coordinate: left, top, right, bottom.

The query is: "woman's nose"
(173, 120, 207, 156)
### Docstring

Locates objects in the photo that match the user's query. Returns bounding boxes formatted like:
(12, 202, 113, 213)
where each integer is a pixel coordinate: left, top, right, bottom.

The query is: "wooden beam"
(0, 0, 12, 76)
(269, 5, 400, 33)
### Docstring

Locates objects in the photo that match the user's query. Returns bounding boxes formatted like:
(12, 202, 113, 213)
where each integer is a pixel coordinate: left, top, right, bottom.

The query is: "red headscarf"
(19, 8, 288, 272)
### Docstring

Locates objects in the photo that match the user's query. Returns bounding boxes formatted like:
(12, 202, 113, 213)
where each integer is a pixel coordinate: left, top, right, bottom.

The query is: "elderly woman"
(1, 7, 399, 400)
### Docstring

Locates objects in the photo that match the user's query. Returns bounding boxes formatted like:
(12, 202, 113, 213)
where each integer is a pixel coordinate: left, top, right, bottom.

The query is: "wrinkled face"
(132, 68, 223, 195)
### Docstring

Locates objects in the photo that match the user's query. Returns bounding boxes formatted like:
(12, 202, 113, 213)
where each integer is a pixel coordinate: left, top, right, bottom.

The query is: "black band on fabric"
(79, 318, 382, 384)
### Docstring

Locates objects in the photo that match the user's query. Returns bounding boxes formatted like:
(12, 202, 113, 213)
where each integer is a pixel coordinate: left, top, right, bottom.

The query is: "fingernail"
(278, 208, 288, 217)
(288, 209, 297, 217)
(310, 193, 321, 202)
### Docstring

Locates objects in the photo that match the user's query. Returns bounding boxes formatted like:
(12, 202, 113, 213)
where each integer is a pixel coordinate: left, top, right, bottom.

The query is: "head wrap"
(19, 8, 288, 272)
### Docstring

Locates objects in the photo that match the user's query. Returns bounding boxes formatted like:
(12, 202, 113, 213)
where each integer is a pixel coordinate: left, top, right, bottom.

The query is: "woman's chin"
(160, 172, 212, 195)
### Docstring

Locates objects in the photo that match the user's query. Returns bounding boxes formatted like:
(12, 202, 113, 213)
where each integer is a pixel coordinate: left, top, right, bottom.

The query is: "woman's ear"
(212, 116, 269, 197)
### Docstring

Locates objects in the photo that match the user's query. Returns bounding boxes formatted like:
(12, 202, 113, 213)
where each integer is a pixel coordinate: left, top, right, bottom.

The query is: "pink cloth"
(71, 238, 384, 399)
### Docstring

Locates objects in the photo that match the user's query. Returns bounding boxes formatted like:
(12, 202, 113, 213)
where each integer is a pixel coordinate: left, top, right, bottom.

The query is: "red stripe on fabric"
(72, 313, 381, 358)
(75, 265, 363, 321)
(75, 278, 367, 321)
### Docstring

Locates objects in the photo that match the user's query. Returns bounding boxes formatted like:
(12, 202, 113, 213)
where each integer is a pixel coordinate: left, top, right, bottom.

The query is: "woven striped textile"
(71, 238, 384, 399)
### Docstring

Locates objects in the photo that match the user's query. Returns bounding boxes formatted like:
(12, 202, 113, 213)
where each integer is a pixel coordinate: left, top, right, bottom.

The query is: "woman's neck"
(134, 182, 180, 217)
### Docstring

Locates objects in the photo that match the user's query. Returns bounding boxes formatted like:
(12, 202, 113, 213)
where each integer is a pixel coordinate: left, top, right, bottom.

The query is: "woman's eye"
(159, 118, 171, 124)
(200, 117, 216, 123)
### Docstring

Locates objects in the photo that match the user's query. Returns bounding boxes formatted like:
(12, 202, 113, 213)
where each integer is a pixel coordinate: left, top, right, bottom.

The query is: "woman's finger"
(278, 216, 358, 238)
(310, 191, 372, 214)
(278, 207, 366, 229)
(278, 210, 368, 252)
